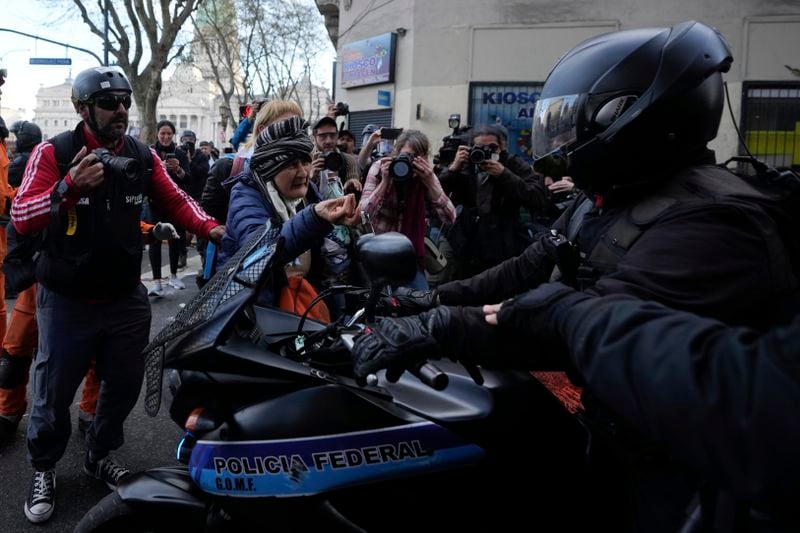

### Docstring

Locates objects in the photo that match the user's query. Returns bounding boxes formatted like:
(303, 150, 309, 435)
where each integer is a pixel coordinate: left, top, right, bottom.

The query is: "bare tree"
(189, 0, 249, 132)
(252, 0, 333, 123)
(191, 0, 332, 127)
(71, 0, 203, 142)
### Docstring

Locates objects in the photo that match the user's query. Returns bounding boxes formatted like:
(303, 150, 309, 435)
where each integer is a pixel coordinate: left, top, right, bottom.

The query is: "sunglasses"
(92, 94, 132, 111)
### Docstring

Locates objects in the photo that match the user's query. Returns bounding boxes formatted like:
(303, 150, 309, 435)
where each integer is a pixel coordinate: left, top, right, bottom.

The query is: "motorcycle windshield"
(143, 222, 283, 416)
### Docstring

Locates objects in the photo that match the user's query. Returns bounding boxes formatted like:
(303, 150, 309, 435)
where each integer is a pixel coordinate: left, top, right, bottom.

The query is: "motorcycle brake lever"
(461, 361, 484, 386)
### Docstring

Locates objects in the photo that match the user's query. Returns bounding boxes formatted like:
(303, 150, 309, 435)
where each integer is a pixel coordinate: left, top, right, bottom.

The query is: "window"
(63, 120, 68, 127)
(179, 115, 188, 129)
(741, 81, 800, 170)
(469, 82, 545, 163)
(44, 120, 48, 127)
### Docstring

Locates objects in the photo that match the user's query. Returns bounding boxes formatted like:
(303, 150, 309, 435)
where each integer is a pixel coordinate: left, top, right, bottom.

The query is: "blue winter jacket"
(217, 171, 331, 300)
(230, 117, 252, 150)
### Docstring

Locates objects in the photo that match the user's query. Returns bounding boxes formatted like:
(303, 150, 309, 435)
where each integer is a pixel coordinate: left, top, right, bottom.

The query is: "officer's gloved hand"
(152, 222, 180, 240)
(379, 287, 439, 317)
(353, 307, 450, 381)
(496, 282, 587, 343)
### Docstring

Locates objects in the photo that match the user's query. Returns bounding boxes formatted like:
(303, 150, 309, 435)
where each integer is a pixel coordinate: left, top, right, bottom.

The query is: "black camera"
(438, 113, 470, 166)
(93, 148, 139, 181)
(389, 152, 415, 182)
(334, 102, 349, 117)
(323, 151, 343, 172)
(469, 145, 495, 164)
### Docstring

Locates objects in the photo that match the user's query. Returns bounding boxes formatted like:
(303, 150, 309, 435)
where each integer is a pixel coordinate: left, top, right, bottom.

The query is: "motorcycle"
(76, 225, 607, 532)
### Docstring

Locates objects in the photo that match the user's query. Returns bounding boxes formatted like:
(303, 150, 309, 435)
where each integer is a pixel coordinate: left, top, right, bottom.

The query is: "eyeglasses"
(92, 94, 132, 111)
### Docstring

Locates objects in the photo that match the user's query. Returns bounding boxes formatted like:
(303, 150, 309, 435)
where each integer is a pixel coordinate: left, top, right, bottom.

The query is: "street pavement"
(0, 244, 204, 533)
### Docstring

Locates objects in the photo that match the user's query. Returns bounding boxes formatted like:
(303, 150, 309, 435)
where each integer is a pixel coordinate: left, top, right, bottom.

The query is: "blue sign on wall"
(468, 83, 544, 163)
(340, 33, 397, 89)
(29, 58, 72, 66)
(377, 90, 391, 107)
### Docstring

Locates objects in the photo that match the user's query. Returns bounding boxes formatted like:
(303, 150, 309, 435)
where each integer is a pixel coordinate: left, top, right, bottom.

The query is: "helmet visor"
(532, 94, 581, 159)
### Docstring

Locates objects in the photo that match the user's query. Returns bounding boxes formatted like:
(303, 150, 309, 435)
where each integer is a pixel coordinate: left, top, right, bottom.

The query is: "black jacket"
(439, 164, 798, 331)
(200, 157, 233, 223)
(551, 291, 800, 530)
(436, 161, 800, 532)
(9, 151, 31, 188)
(438, 152, 547, 273)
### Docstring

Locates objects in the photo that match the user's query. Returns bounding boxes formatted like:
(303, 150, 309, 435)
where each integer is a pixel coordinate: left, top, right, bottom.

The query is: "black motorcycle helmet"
(10, 120, 43, 151)
(531, 21, 733, 194)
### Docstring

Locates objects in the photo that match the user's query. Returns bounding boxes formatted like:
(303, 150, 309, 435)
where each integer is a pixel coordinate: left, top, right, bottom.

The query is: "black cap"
(313, 116, 337, 133)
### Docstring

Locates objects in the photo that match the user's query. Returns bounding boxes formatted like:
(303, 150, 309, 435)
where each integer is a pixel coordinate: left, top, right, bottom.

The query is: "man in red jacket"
(12, 66, 224, 524)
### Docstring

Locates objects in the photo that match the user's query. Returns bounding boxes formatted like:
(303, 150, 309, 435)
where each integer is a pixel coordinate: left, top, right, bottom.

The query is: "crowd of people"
(0, 18, 796, 532)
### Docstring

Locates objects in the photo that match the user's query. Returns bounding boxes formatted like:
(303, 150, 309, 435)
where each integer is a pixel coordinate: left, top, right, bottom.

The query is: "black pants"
(148, 234, 184, 279)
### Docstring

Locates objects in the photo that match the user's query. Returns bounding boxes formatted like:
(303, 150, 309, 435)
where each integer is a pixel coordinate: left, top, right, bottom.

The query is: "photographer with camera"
(359, 130, 456, 289)
(178, 129, 209, 202)
(311, 113, 360, 191)
(11, 66, 224, 524)
(439, 124, 547, 279)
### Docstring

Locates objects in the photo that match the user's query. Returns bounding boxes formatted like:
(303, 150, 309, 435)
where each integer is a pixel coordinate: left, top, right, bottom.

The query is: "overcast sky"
(0, 0, 334, 119)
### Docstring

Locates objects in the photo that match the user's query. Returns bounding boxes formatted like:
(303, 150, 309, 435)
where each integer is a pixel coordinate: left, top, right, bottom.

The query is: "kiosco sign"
(470, 83, 545, 162)
(340, 33, 397, 89)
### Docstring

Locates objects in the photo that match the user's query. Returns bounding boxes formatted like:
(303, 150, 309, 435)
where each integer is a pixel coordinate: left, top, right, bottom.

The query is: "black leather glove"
(352, 307, 450, 381)
(379, 287, 439, 317)
(496, 282, 586, 346)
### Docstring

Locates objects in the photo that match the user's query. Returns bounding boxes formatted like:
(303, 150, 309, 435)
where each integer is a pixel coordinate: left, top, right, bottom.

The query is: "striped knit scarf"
(249, 116, 313, 200)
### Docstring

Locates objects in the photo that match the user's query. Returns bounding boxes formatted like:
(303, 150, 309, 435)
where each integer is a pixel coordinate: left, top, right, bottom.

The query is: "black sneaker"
(83, 452, 131, 490)
(24, 469, 56, 523)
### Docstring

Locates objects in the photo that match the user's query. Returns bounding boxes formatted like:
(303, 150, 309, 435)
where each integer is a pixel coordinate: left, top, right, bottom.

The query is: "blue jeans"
(27, 284, 151, 470)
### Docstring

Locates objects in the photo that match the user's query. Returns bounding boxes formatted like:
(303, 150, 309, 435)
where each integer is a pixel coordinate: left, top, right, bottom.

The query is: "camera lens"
(324, 151, 343, 172)
(389, 153, 415, 182)
(93, 148, 140, 181)
(469, 147, 487, 164)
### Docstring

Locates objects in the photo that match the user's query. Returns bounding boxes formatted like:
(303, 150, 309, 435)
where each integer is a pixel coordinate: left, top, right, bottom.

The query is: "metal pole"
(103, 0, 109, 66)
(0, 28, 103, 65)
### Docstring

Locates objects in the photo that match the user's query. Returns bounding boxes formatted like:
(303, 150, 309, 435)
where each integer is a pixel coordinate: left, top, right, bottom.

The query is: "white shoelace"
(30, 471, 55, 502)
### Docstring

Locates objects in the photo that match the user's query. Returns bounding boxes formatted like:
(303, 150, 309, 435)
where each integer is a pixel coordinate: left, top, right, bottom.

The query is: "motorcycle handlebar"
(341, 333, 449, 391)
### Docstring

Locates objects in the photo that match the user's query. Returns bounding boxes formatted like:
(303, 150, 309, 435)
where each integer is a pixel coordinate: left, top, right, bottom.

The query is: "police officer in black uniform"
(8, 121, 43, 188)
(353, 21, 799, 532)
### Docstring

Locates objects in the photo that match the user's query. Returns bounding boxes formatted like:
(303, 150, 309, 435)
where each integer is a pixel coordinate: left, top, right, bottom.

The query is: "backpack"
(723, 156, 800, 276)
(3, 129, 153, 293)
(556, 160, 800, 294)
